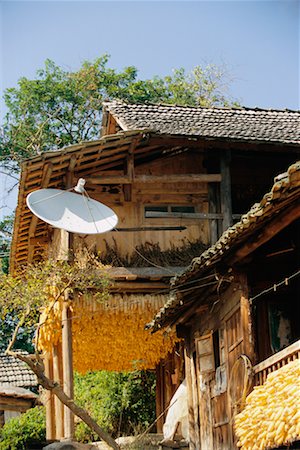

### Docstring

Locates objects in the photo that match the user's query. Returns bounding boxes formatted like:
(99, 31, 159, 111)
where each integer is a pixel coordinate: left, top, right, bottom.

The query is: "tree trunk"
(6, 350, 120, 450)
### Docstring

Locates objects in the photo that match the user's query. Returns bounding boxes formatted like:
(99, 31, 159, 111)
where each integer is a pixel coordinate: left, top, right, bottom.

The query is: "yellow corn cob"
(38, 294, 180, 372)
(235, 359, 300, 450)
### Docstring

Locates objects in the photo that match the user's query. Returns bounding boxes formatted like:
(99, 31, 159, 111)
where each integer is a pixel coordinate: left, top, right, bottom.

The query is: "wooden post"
(220, 150, 232, 232)
(208, 183, 221, 244)
(184, 333, 199, 450)
(155, 363, 164, 433)
(239, 273, 255, 363)
(53, 344, 64, 439)
(44, 352, 55, 440)
(62, 302, 74, 439)
(190, 351, 200, 448)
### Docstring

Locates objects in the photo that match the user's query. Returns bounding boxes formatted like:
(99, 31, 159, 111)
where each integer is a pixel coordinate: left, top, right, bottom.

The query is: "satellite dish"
(26, 188, 118, 234)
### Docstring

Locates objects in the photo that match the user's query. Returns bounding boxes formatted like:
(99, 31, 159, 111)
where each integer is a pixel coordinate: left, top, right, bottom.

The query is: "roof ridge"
(104, 99, 300, 114)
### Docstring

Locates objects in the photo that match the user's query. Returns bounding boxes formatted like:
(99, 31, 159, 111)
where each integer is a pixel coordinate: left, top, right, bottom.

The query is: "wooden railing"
(253, 339, 300, 386)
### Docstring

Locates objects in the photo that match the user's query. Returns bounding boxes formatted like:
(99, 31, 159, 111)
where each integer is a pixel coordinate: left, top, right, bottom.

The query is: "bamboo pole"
(44, 352, 55, 440)
(53, 344, 64, 439)
(62, 302, 74, 439)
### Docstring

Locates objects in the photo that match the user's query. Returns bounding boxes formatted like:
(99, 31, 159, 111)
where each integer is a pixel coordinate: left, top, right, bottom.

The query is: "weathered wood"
(239, 273, 255, 363)
(44, 352, 55, 440)
(0, 399, 33, 411)
(89, 174, 221, 184)
(155, 364, 164, 433)
(27, 163, 53, 263)
(253, 339, 300, 373)
(53, 344, 64, 439)
(231, 202, 300, 263)
(114, 226, 187, 232)
(107, 266, 185, 280)
(183, 333, 198, 450)
(28, 163, 53, 239)
(111, 281, 168, 292)
(62, 303, 74, 439)
(145, 212, 224, 220)
(29, 236, 48, 246)
(190, 350, 201, 448)
(65, 155, 77, 188)
(208, 184, 218, 245)
(220, 150, 232, 232)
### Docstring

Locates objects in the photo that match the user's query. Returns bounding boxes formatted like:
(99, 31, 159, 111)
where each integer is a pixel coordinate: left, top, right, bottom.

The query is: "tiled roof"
(148, 160, 300, 331)
(0, 353, 38, 388)
(104, 101, 300, 145)
(0, 385, 38, 400)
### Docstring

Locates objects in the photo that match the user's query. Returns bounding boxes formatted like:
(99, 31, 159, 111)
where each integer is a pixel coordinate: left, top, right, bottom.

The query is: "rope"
(249, 268, 300, 304)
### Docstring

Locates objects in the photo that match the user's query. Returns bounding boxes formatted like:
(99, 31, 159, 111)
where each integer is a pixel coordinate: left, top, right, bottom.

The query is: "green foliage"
(0, 371, 155, 447)
(0, 316, 34, 353)
(0, 55, 237, 169)
(74, 370, 156, 442)
(0, 253, 110, 352)
(0, 406, 46, 450)
(0, 213, 13, 274)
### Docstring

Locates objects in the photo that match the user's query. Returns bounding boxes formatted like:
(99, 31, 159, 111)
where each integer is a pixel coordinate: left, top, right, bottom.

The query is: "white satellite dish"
(26, 188, 118, 234)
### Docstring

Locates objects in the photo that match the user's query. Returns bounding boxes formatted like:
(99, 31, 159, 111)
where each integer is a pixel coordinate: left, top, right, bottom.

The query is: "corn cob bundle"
(71, 301, 179, 372)
(38, 293, 179, 372)
(38, 296, 65, 352)
(235, 359, 300, 450)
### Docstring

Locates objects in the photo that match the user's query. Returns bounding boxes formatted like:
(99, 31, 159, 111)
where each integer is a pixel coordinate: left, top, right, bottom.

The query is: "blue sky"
(0, 0, 299, 112)
(0, 0, 299, 218)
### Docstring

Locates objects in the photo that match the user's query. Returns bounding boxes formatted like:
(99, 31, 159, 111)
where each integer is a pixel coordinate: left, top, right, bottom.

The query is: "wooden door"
(225, 307, 243, 375)
(196, 327, 234, 450)
(211, 327, 231, 450)
(195, 333, 214, 450)
(224, 306, 244, 449)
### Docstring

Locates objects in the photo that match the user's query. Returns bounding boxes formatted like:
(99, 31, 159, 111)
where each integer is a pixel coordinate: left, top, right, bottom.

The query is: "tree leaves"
(0, 55, 238, 169)
(0, 252, 110, 352)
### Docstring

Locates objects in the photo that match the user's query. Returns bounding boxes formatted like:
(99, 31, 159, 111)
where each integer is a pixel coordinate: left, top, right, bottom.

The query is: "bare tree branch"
(6, 349, 120, 450)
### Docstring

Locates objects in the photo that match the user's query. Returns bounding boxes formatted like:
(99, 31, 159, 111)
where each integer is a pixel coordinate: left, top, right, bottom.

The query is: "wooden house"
(148, 161, 300, 450)
(0, 352, 38, 427)
(10, 102, 300, 441)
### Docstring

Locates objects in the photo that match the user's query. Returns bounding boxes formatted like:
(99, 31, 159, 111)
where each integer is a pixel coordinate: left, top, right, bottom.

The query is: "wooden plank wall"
(69, 152, 210, 260)
(187, 273, 254, 450)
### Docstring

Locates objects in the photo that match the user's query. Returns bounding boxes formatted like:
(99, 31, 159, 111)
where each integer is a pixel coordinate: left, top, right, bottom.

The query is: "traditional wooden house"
(0, 352, 38, 427)
(10, 102, 300, 441)
(148, 161, 300, 450)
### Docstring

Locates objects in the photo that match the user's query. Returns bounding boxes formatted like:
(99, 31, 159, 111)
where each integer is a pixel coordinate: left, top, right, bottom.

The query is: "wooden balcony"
(253, 339, 300, 386)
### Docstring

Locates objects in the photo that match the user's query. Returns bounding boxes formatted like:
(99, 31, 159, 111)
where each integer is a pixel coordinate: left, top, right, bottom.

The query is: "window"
(144, 205, 196, 218)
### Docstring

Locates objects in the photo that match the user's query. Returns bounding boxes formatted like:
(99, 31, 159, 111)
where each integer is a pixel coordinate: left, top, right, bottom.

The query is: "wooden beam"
(220, 150, 232, 231)
(44, 352, 55, 440)
(29, 236, 48, 246)
(88, 173, 221, 185)
(110, 281, 168, 292)
(184, 333, 198, 450)
(239, 273, 255, 363)
(155, 364, 164, 433)
(62, 303, 74, 439)
(230, 202, 300, 263)
(53, 344, 64, 440)
(27, 163, 53, 262)
(173, 303, 209, 328)
(127, 140, 136, 181)
(65, 155, 77, 189)
(113, 226, 187, 232)
(190, 349, 200, 448)
(107, 266, 185, 280)
(253, 339, 300, 373)
(145, 211, 225, 220)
